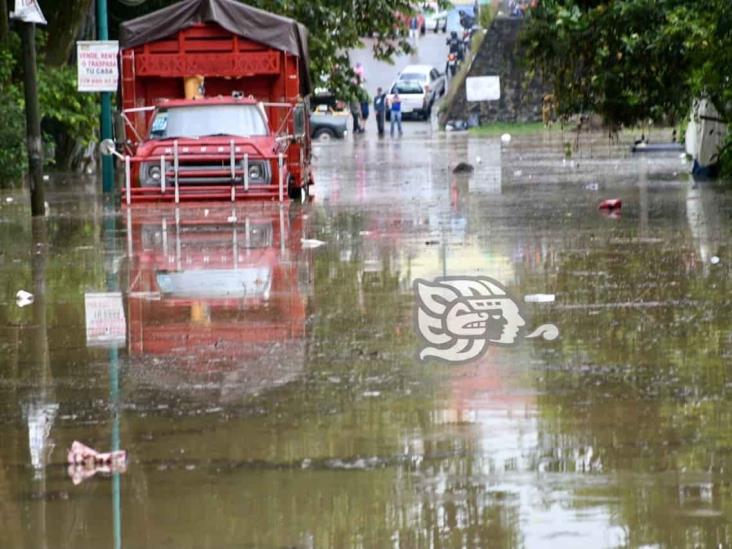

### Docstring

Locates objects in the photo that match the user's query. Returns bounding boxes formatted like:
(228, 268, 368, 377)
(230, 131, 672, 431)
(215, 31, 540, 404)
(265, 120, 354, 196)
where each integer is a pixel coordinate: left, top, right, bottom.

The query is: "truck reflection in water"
(124, 204, 311, 401)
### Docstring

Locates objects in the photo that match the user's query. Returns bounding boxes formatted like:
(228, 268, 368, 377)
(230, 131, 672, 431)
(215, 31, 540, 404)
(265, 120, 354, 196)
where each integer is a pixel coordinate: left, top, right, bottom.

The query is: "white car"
(386, 64, 447, 120)
(423, 3, 448, 32)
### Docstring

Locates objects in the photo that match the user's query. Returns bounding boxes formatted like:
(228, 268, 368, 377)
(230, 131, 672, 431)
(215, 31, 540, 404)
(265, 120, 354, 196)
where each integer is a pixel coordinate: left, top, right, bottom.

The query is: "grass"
(468, 122, 562, 135)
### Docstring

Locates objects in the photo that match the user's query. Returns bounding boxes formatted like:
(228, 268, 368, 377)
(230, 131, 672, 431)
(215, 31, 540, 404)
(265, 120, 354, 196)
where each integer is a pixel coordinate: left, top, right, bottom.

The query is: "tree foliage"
(0, 30, 98, 181)
(521, 0, 732, 130)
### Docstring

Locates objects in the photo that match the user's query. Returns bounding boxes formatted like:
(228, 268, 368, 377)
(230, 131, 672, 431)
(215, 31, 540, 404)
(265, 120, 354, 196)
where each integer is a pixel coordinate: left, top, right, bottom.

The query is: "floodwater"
(1, 128, 731, 548)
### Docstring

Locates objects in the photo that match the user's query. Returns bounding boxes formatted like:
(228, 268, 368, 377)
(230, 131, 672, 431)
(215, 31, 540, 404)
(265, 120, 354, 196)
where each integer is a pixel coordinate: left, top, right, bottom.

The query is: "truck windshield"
(149, 104, 268, 139)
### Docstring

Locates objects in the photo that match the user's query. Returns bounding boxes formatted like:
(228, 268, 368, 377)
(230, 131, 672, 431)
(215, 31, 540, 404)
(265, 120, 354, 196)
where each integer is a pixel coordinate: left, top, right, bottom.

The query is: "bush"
(0, 31, 99, 182)
(0, 46, 26, 184)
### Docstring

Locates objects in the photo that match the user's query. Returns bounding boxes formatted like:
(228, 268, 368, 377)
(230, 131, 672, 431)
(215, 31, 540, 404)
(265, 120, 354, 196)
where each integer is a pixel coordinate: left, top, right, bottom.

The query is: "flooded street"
(1, 128, 731, 548)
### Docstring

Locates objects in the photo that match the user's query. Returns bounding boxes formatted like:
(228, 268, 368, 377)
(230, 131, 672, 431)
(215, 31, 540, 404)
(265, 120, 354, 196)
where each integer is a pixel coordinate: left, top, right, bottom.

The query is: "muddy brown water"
(1, 129, 731, 548)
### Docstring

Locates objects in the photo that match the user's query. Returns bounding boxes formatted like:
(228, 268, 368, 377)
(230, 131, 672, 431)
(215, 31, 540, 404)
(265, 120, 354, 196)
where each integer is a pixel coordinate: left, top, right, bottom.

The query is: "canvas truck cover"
(119, 0, 312, 95)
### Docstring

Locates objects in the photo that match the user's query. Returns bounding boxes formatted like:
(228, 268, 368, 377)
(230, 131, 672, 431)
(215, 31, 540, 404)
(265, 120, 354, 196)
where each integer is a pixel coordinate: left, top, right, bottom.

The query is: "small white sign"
(85, 292, 126, 348)
(10, 0, 46, 24)
(77, 41, 119, 92)
(466, 76, 500, 102)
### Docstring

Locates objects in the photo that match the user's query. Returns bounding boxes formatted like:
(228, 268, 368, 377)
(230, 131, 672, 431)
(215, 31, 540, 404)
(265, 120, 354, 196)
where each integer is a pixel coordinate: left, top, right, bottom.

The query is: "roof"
(120, 0, 311, 95)
(399, 65, 435, 75)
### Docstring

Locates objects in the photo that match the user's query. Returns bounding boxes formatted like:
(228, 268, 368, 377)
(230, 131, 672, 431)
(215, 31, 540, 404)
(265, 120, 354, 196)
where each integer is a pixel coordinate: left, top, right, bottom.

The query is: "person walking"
(350, 97, 363, 134)
(359, 86, 370, 131)
(389, 92, 402, 137)
(409, 15, 419, 42)
(373, 87, 386, 136)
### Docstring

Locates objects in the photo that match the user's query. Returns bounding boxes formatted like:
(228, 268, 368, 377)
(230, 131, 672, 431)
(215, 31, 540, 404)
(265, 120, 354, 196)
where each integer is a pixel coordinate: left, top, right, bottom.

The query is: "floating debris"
(301, 238, 326, 249)
(598, 198, 622, 210)
(501, 133, 511, 144)
(452, 162, 474, 174)
(524, 294, 555, 303)
(67, 441, 127, 485)
(16, 290, 34, 307)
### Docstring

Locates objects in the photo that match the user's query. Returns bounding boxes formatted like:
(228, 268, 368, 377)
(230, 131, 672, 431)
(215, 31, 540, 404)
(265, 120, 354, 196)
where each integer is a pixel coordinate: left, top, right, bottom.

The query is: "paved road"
(348, 30, 456, 136)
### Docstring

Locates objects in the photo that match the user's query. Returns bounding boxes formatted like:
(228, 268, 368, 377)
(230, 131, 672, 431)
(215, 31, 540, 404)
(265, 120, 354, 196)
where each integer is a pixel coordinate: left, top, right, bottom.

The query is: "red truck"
(116, 0, 313, 203)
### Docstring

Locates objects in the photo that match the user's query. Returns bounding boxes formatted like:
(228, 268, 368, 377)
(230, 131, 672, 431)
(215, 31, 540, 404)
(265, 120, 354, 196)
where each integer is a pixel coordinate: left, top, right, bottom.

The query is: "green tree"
(521, 0, 731, 130)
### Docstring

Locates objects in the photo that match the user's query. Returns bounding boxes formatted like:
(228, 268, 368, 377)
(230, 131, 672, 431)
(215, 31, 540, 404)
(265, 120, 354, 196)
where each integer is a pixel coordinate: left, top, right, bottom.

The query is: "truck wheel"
(287, 176, 308, 201)
(313, 127, 336, 141)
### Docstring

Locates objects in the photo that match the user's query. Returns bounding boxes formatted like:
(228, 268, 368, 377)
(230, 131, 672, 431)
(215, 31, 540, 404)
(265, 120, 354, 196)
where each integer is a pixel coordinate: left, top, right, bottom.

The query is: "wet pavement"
(1, 127, 731, 548)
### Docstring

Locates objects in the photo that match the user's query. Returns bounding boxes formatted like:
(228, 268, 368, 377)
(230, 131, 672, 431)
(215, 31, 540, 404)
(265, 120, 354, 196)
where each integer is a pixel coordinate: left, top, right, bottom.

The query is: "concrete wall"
(445, 16, 547, 125)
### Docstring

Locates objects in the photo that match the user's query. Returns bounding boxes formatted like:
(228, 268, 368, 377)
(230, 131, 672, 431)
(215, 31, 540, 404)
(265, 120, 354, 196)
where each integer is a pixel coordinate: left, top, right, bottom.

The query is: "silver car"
(386, 64, 447, 120)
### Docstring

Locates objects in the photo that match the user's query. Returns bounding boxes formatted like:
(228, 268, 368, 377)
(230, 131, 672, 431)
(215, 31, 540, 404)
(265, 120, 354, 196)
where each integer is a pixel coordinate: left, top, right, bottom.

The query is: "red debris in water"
(598, 198, 622, 210)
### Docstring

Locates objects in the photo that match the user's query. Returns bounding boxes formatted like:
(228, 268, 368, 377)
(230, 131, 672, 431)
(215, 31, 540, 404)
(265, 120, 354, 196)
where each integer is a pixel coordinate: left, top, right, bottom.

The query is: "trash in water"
(598, 198, 622, 210)
(301, 238, 326, 249)
(501, 133, 511, 144)
(710, 256, 720, 265)
(524, 294, 555, 303)
(66, 441, 127, 485)
(475, 156, 482, 164)
(226, 215, 237, 222)
(452, 162, 474, 174)
(16, 290, 34, 307)
(445, 119, 468, 131)
(584, 182, 599, 191)
(5, 197, 13, 204)
(42, 175, 50, 181)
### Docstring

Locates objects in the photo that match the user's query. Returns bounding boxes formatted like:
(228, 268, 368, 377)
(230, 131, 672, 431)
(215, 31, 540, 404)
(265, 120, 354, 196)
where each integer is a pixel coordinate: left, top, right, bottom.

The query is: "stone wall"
(445, 16, 548, 125)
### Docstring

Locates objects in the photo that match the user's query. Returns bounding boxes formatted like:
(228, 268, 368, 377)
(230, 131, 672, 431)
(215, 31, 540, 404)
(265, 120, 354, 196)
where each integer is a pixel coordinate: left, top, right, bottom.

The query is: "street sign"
(77, 41, 119, 92)
(10, 0, 46, 24)
(84, 292, 126, 348)
(466, 76, 500, 102)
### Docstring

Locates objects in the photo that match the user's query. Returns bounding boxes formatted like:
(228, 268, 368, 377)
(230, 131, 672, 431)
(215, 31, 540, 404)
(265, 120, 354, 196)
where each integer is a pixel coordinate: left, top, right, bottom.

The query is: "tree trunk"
(40, 0, 94, 66)
(0, 0, 9, 45)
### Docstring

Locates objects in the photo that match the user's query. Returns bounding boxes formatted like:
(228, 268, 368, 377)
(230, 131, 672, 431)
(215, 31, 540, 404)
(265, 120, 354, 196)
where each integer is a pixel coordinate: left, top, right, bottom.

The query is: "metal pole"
(97, 0, 115, 194)
(124, 156, 131, 205)
(278, 153, 284, 202)
(20, 22, 45, 217)
(243, 154, 249, 191)
(174, 140, 179, 203)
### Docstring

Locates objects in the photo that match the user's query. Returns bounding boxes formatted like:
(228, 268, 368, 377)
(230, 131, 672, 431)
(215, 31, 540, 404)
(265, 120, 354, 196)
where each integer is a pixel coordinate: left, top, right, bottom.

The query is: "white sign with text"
(466, 76, 500, 102)
(77, 41, 119, 92)
(84, 292, 126, 348)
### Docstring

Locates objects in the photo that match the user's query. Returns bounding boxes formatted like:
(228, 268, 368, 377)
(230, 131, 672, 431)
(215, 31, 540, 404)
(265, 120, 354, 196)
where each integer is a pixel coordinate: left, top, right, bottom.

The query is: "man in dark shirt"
(373, 87, 386, 136)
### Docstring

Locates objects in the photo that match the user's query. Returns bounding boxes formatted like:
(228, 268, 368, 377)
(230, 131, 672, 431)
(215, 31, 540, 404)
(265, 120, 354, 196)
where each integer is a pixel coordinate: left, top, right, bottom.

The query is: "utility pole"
(97, 0, 114, 193)
(20, 21, 45, 216)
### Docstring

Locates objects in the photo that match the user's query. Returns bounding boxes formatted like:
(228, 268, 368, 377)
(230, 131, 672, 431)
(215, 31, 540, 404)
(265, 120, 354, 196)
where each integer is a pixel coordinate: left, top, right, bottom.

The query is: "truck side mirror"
(99, 139, 124, 160)
(100, 139, 116, 156)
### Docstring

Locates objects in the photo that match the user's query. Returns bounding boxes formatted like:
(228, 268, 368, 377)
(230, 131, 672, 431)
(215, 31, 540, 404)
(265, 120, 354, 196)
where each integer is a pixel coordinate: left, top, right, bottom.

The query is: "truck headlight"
(245, 160, 270, 184)
(248, 164, 262, 180)
(140, 162, 162, 187)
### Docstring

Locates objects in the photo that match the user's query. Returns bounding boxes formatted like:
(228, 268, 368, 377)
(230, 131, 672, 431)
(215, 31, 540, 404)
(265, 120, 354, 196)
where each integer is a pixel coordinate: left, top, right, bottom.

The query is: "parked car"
(310, 92, 348, 140)
(386, 65, 446, 120)
(423, 2, 448, 32)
